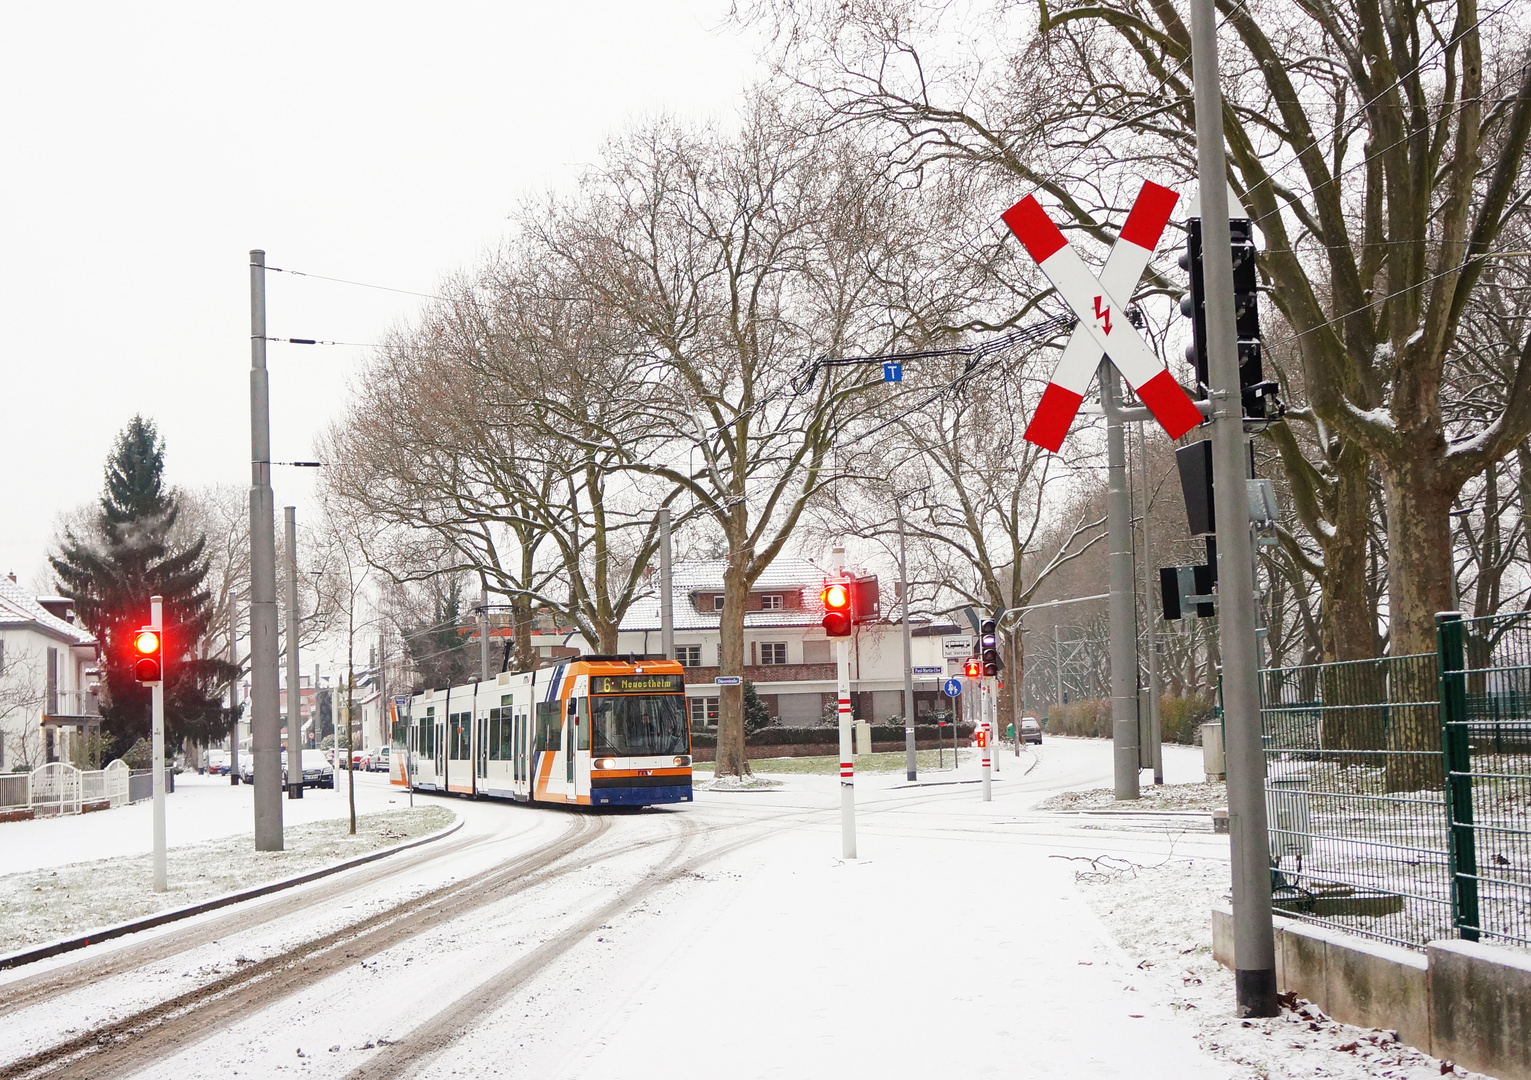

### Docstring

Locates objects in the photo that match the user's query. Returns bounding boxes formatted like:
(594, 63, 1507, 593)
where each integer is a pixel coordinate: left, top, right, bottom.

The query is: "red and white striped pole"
(834, 548, 856, 859)
(980, 678, 993, 802)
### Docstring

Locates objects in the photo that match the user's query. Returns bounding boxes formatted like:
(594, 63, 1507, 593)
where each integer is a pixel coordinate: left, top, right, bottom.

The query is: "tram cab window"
(591, 694, 689, 758)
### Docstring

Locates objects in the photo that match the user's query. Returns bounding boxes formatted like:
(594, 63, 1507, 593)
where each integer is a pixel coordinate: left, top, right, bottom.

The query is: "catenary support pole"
(150, 595, 167, 892)
(659, 507, 675, 660)
(479, 585, 491, 683)
(249, 250, 283, 850)
(833, 546, 856, 859)
(898, 506, 917, 781)
(284, 507, 303, 799)
(1137, 423, 1165, 784)
(228, 598, 240, 785)
(1054, 623, 1063, 705)
(1188, 0, 1279, 1016)
(1102, 361, 1141, 800)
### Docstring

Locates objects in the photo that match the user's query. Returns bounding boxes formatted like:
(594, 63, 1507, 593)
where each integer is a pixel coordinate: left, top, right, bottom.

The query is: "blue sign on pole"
(942, 678, 962, 698)
(883, 361, 903, 383)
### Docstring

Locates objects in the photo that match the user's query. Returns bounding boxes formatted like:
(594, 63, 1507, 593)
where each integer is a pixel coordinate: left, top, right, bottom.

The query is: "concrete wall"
(1214, 906, 1531, 1079)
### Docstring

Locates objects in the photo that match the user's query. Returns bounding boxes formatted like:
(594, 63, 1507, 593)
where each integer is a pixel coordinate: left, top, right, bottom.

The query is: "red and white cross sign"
(1001, 182, 1203, 451)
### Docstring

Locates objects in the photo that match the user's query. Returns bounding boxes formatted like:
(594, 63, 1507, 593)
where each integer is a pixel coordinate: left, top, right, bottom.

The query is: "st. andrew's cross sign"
(1001, 182, 1203, 451)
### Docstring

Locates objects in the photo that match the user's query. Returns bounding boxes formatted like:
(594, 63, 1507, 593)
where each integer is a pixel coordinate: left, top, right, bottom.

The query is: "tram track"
(0, 813, 612, 1080)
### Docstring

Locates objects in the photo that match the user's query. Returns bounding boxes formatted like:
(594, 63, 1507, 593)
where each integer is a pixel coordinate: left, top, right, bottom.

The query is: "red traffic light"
(963, 659, 982, 679)
(132, 626, 162, 683)
(821, 582, 852, 637)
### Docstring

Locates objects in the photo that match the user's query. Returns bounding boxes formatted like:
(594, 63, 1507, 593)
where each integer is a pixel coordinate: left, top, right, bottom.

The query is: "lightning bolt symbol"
(1093, 295, 1112, 335)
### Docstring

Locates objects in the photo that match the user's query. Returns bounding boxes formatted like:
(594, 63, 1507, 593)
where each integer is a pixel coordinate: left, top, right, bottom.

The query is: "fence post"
(1436, 611, 1480, 942)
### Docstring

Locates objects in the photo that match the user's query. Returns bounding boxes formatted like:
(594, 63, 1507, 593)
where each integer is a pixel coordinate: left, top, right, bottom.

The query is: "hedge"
(688, 722, 974, 751)
(1046, 695, 1213, 744)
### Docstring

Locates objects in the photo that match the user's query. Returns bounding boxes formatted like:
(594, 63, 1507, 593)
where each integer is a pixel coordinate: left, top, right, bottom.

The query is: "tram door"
(435, 718, 445, 779)
(514, 712, 528, 789)
(476, 716, 488, 783)
(566, 698, 577, 786)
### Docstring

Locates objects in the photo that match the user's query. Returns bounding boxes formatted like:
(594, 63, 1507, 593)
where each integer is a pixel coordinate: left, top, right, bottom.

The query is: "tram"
(388, 655, 693, 807)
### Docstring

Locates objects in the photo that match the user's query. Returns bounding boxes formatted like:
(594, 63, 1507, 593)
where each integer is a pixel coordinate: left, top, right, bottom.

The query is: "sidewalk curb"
(0, 815, 464, 972)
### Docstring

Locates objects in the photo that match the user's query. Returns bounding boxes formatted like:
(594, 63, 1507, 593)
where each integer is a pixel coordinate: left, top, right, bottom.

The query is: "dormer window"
(760, 594, 783, 610)
(712, 595, 725, 611)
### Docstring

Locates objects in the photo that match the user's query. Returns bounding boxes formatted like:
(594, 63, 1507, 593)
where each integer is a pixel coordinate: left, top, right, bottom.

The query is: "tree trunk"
(1318, 447, 1387, 751)
(713, 555, 751, 778)
(1382, 463, 1455, 791)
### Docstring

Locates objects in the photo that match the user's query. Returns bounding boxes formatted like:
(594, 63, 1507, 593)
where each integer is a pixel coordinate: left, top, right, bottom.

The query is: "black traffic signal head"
(132, 626, 162, 683)
(821, 581, 852, 637)
(980, 618, 1000, 677)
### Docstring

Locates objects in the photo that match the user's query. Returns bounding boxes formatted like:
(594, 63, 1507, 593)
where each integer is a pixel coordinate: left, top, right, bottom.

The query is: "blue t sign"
(883, 361, 902, 383)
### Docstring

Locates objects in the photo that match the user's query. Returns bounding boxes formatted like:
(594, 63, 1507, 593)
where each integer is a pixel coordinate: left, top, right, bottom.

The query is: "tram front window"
(591, 694, 689, 757)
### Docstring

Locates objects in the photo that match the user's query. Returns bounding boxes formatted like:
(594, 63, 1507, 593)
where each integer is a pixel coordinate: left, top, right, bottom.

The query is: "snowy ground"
(0, 740, 1490, 1080)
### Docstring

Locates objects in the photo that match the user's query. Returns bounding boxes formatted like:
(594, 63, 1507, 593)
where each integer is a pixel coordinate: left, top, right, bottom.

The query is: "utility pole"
(250, 250, 283, 850)
(1137, 423, 1165, 784)
(1054, 623, 1063, 705)
(284, 507, 303, 799)
(1102, 360, 1141, 800)
(980, 676, 992, 802)
(228, 598, 240, 785)
(659, 507, 675, 660)
(1188, 0, 1278, 1017)
(897, 506, 916, 781)
(479, 585, 491, 683)
(833, 546, 856, 859)
(150, 595, 167, 892)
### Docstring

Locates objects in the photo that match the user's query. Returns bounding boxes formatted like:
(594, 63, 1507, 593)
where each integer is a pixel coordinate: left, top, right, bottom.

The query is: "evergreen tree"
(402, 577, 478, 691)
(51, 416, 238, 752)
(742, 679, 773, 735)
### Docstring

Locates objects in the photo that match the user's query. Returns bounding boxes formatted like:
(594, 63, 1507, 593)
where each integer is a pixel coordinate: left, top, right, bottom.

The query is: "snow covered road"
(0, 740, 1245, 1079)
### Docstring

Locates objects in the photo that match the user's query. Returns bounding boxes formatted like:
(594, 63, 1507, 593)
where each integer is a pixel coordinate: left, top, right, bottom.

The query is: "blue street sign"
(883, 361, 902, 382)
(943, 678, 962, 698)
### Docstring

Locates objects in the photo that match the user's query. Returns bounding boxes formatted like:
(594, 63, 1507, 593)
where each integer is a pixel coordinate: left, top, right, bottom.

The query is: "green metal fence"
(1257, 612, 1531, 951)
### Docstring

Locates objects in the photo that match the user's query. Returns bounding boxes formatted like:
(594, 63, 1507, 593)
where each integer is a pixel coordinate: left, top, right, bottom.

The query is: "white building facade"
(0, 576, 99, 769)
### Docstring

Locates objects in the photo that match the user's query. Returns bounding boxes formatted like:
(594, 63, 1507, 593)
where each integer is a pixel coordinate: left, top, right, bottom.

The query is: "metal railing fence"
(1258, 611, 1531, 951)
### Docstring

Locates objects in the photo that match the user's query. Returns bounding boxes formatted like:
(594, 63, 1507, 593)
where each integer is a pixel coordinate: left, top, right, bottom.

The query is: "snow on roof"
(0, 577, 96, 646)
(619, 557, 878, 633)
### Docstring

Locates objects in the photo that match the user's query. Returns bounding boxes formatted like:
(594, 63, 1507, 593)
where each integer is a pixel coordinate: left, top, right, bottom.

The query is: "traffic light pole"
(250, 249, 283, 851)
(1188, 0, 1278, 1017)
(980, 677, 993, 802)
(836, 634, 856, 859)
(150, 595, 167, 893)
(228, 598, 240, 785)
(1137, 422, 1165, 785)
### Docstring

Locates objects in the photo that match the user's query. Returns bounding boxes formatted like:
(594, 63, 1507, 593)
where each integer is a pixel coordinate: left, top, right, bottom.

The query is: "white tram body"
(389, 656, 693, 808)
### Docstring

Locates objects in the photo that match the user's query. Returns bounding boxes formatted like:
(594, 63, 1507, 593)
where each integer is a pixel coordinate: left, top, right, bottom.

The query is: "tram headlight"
(596, 757, 617, 770)
(673, 755, 691, 767)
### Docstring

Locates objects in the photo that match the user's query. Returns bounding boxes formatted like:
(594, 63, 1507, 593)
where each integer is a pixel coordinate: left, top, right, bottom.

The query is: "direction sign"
(883, 361, 902, 382)
(1001, 181, 1202, 450)
(714, 675, 742, 686)
(942, 678, 963, 698)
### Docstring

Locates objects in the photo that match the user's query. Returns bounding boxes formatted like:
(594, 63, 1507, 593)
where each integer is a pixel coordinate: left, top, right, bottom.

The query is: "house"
(0, 575, 99, 769)
(587, 558, 968, 726)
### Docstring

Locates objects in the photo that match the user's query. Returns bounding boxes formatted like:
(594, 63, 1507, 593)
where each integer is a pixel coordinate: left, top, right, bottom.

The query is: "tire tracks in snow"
(0, 813, 610, 1080)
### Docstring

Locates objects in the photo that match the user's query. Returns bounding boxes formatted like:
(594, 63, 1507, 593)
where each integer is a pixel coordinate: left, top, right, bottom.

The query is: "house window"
(713, 595, 726, 611)
(759, 594, 783, 610)
(759, 642, 788, 665)
(690, 697, 719, 726)
(677, 645, 702, 667)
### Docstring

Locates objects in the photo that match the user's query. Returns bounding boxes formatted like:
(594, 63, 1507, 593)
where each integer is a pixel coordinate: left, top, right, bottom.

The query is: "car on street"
(299, 748, 334, 788)
(239, 754, 254, 784)
(206, 749, 228, 775)
(351, 749, 370, 771)
(369, 746, 390, 772)
(1020, 717, 1043, 745)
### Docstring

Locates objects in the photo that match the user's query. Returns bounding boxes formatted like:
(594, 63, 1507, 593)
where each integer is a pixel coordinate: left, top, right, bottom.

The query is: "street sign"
(883, 361, 902, 382)
(942, 637, 973, 658)
(943, 678, 962, 698)
(1001, 181, 1202, 450)
(714, 675, 742, 686)
(913, 665, 943, 676)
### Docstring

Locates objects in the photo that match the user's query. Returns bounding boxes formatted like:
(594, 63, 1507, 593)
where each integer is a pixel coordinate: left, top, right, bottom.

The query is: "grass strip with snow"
(693, 747, 976, 776)
(0, 804, 454, 954)
(1037, 780, 1227, 813)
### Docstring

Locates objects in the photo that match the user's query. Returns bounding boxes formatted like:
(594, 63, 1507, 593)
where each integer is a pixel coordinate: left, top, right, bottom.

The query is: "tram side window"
(496, 711, 514, 759)
(535, 701, 562, 752)
(418, 718, 435, 760)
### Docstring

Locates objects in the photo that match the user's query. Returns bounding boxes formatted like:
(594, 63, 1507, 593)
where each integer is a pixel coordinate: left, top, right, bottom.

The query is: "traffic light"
(963, 658, 982, 679)
(980, 619, 1000, 677)
(132, 626, 162, 683)
(821, 581, 852, 637)
(1180, 217, 1277, 419)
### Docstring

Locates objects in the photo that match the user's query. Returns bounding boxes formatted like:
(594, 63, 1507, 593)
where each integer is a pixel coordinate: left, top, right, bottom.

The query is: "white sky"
(0, 1, 763, 588)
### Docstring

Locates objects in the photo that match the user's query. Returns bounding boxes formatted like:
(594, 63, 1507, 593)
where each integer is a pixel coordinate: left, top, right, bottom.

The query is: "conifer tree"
(51, 416, 238, 752)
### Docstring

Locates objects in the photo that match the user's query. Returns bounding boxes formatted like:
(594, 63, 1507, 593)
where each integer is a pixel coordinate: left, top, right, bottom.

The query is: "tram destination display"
(589, 673, 685, 694)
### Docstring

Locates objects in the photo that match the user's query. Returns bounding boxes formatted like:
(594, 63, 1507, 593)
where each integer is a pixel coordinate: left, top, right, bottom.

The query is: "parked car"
(1020, 717, 1043, 745)
(299, 748, 334, 789)
(206, 749, 229, 775)
(369, 746, 390, 772)
(351, 749, 370, 771)
(239, 754, 254, 783)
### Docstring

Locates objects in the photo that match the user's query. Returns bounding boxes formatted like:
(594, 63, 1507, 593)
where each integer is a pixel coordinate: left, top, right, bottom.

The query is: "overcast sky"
(0, 1, 762, 589)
